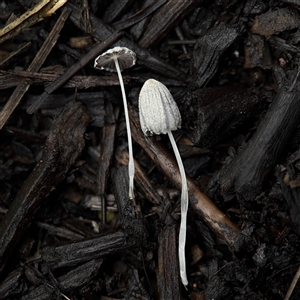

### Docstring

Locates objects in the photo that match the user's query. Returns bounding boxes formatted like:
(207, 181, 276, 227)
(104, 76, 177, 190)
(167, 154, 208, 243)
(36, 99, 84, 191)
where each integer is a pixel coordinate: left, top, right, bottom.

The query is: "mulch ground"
(0, 0, 300, 299)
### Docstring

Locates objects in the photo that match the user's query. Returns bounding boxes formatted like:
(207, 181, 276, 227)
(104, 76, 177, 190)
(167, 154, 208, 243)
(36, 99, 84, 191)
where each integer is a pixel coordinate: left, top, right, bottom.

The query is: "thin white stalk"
(167, 130, 188, 287)
(114, 58, 135, 199)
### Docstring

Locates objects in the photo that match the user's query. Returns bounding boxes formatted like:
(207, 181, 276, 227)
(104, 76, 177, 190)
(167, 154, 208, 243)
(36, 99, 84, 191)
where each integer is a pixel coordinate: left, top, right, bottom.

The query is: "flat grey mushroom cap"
(94, 46, 136, 72)
(139, 79, 181, 136)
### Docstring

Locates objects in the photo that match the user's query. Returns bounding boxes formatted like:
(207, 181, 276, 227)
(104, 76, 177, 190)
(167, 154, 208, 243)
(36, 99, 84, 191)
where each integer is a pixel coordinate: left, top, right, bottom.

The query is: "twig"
(0, 7, 72, 130)
(284, 265, 300, 300)
(97, 105, 118, 224)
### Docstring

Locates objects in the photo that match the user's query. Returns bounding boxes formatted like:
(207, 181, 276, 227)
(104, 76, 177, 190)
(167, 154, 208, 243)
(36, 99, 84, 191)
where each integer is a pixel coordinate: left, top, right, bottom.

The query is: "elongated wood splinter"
(138, 78, 189, 286)
(94, 46, 136, 199)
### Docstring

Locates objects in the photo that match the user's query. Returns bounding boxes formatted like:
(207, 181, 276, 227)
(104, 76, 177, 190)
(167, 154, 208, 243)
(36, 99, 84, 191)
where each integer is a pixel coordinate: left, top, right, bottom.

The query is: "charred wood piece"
(251, 7, 300, 37)
(182, 86, 260, 147)
(112, 166, 148, 243)
(41, 231, 132, 269)
(244, 34, 272, 69)
(97, 104, 118, 223)
(22, 259, 103, 300)
(220, 88, 300, 200)
(113, 0, 167, 32)
(138, 0, 197, 48)
(157, 224, 182, 300)
(192, 23, 240, 89)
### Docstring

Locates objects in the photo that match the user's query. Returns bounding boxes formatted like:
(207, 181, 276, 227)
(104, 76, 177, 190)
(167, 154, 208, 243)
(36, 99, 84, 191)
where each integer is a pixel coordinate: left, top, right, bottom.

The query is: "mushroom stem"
(167, 130, 188, 287)
(113, 58, 135, 199)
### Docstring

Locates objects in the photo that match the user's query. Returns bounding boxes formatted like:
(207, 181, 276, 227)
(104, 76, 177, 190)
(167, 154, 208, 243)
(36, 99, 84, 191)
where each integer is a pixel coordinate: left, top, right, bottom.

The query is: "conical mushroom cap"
(139, 79, 181, 136)
(94, 46, 136, 72)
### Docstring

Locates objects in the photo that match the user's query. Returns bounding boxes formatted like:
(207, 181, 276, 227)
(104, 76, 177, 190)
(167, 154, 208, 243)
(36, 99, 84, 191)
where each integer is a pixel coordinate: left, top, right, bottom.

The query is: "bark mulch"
(0, 0, 300, 299)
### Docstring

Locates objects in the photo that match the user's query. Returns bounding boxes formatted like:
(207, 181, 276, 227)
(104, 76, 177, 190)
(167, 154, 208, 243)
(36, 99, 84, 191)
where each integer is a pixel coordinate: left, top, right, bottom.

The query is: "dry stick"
(129, 109, 240, 246)
(27, 30, 124, 114)
(0, 7, 71, 130)
(97, 111, 118, 224)
(0, 70, 131, 90)
(0, 41, 31, 69)
(284, 265, 300, 300)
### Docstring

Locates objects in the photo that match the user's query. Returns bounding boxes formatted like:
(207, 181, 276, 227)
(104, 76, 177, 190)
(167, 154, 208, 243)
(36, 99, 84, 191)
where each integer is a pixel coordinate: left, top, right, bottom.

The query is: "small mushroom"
(139, 79, 189, 286)
(94, 46, 136, 199)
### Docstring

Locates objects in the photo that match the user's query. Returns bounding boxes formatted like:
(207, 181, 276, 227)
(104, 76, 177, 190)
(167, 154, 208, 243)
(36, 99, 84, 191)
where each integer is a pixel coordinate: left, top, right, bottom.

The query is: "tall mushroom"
(94, 46, 136, 199)
(139, 79, 189, 287)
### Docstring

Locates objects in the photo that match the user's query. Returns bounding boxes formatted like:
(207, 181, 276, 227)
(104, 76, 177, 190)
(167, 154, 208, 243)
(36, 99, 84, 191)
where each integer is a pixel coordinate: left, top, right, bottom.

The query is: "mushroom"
(94, 46, 136, 199)
(138, 79, 189, 286)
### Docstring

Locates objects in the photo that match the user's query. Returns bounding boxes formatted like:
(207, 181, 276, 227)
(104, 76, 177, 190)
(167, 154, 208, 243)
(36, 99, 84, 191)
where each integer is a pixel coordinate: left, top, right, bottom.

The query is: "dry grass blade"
(0, 0, 68, 44)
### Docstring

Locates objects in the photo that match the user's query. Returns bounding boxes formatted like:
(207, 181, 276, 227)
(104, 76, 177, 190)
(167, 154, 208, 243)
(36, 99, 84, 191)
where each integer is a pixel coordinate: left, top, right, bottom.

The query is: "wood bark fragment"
(220, 88, 300, 200)
(129, 0, 154, 40)
(22, 259, 103, 300)
(36, 222, 86, 240)
(112, 166, 148, 242)
(138, 0, 197, 48)
(157, 224, 182, 300)
(0, 70, 133, 90)
(192, 23, 240, 88)
(113, 0, 167, 31)
(251, 7, 300, 37)
(181, 86, 259, 147)
(0, 7, 71, 130)
(97, 105, 118, 224)
(0, 101, 91, 275)
(244, 34, 272, 69)
(102, 0, 133, 23)
(41, 231, 132, 268)
(129, 108, 240, 246)
(0, 269, 24, 299)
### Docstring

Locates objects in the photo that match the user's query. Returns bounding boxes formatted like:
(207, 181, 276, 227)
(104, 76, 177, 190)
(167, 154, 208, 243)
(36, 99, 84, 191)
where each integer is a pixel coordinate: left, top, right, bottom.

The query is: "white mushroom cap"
(94, 46, 136, 72)
(139, 79, 181, 136)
